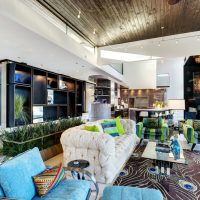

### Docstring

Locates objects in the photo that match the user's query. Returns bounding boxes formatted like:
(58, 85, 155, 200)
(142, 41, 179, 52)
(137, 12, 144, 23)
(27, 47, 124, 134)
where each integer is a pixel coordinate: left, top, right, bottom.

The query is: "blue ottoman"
(102, 186, 163, 200)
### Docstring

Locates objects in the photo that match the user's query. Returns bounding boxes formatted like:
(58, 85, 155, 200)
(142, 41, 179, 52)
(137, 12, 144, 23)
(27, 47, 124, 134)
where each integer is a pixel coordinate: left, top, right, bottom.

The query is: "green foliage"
(15, 95, 28, 123)
(1, 118, 83, 157)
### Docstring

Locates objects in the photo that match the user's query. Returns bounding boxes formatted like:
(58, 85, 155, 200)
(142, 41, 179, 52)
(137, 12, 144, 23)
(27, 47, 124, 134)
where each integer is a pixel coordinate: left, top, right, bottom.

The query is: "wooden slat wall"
(37, 0, 200, 46)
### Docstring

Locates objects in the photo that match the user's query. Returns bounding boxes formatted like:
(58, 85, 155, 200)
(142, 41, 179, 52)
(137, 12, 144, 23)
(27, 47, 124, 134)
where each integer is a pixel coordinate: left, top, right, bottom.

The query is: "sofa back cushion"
(143, 118, 159, 128)
(0, 147, 46, 200)
(193, 120, 200, 131)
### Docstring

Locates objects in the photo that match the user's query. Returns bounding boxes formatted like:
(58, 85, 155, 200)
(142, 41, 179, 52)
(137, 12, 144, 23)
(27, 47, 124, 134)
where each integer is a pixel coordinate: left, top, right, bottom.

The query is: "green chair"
(183, 119, 200, 151)
(136, 117, 169, 143)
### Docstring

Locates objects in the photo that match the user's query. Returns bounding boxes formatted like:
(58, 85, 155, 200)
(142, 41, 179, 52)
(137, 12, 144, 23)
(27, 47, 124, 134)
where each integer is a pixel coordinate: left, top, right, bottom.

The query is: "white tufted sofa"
(60, 119, 137, 184)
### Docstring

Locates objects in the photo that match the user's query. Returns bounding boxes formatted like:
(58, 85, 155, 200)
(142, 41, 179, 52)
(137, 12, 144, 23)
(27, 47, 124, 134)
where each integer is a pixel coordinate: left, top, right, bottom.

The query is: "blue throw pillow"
(101, 121, 120, 137)
(0, 147, 46, 200)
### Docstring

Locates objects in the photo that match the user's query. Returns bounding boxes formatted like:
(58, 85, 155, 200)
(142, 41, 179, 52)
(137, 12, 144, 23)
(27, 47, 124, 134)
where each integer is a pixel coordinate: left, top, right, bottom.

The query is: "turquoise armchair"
(0, 147, 98, 200)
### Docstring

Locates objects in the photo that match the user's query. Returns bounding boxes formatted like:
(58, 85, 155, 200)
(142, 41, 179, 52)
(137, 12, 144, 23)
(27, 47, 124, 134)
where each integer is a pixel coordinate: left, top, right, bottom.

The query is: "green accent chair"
(136, 117, 169, 142)
(183, 119, 200, 151)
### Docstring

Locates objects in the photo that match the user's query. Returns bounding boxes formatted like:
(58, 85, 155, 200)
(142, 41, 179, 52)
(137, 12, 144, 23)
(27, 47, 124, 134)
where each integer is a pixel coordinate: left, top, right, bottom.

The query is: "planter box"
(2, 131, 62, 157)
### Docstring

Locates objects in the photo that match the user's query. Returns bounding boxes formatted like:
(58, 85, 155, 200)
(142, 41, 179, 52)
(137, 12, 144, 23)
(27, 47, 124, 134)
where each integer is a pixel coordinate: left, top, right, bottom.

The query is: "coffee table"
(142, 141, 187, 175)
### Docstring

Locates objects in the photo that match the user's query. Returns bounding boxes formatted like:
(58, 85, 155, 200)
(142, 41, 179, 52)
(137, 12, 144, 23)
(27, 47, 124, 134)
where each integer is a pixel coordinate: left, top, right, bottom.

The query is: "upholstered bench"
(102, 186, 163, 200)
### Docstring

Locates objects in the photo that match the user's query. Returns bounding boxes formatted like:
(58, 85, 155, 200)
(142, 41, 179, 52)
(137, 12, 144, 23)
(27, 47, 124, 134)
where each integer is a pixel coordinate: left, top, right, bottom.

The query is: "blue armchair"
(0, 147, 98, 200)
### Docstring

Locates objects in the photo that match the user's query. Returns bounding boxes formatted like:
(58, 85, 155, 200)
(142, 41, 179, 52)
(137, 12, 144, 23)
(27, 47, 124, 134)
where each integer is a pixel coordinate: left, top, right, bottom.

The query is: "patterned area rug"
(114, 145, 200, 200)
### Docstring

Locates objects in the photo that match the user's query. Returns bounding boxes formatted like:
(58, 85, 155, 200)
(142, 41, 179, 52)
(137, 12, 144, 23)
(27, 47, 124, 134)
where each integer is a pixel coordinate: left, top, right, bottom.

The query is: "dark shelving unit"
(43, 106, 58, 121)
(95, 78, 111, 103)
(47, 72, 58, 89)
(58, 106, 68, 118)
(59, 76, 75, 91)
(68, 92, 76, 117)
(33, 69, 47, 105)
(3, 60, 86, 127)
(54, 90, 68, 105)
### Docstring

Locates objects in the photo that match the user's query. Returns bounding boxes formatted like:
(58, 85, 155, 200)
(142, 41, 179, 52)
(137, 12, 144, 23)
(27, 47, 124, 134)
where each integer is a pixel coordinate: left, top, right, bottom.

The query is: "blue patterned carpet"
(114, 145, 200, 200)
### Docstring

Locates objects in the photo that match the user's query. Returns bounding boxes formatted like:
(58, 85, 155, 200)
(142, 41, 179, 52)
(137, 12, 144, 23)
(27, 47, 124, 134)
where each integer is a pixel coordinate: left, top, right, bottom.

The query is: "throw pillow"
(101, 121, 119, 137)
(158, 117, 164, 128)
(193, 120, 200, 131)
(84, 125, 100, 132)
(115, 117, 125, 134)
(33, 163, 65, 197)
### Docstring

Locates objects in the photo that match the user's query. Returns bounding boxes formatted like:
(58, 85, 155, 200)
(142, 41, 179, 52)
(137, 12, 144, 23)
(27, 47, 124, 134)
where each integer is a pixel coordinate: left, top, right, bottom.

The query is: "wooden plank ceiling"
(36, 0, 200, 47)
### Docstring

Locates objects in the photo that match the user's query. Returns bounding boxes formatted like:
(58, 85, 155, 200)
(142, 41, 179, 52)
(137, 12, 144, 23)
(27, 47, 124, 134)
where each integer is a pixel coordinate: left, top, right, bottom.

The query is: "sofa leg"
(139, 139, 143, 145)
(191, 143, 196, 151)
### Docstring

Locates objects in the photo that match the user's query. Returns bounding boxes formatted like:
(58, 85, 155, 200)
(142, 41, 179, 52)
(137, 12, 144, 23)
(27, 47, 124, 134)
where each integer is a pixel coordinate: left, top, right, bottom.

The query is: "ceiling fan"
(167, 0, 181, 5)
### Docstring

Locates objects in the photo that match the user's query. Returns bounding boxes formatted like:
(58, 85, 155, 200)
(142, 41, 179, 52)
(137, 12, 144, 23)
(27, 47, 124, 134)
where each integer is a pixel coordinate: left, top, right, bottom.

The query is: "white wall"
(157, 58, 184, 99)
(157, 58, 185, 122)
(123, 60, 157, 89)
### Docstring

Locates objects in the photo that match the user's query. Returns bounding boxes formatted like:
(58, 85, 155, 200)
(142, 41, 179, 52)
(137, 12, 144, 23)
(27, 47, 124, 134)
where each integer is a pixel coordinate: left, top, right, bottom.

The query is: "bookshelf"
(2, 60, 85, 127)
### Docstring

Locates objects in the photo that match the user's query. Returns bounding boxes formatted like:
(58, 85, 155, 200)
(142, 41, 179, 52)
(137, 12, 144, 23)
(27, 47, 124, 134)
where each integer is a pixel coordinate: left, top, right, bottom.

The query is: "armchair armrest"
(64, 166, 99, 200)
(183, 124, 195, 143)
(136, 122, 143, 138)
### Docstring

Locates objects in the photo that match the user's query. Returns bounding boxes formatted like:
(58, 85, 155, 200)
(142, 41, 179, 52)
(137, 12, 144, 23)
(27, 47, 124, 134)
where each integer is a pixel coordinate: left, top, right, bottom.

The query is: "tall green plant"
(15, 95, 28, 123)
(1, 117, 84, 156)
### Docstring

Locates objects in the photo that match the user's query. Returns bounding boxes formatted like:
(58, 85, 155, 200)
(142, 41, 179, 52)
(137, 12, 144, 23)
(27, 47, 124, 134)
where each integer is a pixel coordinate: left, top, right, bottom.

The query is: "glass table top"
(142, 141, 186, 164)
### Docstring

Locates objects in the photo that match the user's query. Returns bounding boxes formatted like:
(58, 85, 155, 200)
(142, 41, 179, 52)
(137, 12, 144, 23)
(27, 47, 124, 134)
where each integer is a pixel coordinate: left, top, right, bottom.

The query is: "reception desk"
(129, 108, 170, 122)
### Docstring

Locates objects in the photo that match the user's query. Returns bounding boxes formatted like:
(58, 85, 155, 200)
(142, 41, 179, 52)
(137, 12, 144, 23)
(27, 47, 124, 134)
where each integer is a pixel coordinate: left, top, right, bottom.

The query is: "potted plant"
(15, 94, 28, 125)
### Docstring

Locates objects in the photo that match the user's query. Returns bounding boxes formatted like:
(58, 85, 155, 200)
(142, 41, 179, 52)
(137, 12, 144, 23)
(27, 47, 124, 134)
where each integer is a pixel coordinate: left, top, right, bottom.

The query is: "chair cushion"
(102, 186, 163, 200)
(32, 179, 91, 200)
(0, 185, 5, 198)
(143, 118, 159, 128)
(193, 120, 200, 131)
(101, 121, 120, 137)
(0, 147, 46, 200)
(33, 163, 65, 196)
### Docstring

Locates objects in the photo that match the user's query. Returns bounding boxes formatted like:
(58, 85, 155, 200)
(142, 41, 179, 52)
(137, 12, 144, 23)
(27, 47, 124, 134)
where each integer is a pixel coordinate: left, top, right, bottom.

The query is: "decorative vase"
(170, 138, 180, 160)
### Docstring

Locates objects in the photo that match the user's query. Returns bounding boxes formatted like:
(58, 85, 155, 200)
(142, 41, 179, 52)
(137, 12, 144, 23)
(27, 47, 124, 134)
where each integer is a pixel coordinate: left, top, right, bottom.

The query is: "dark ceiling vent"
(167, 0, 181, 5)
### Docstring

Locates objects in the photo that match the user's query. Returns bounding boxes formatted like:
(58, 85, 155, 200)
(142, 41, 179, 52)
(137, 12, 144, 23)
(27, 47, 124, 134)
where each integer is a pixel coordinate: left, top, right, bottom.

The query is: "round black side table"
(67, 159, 90, 180)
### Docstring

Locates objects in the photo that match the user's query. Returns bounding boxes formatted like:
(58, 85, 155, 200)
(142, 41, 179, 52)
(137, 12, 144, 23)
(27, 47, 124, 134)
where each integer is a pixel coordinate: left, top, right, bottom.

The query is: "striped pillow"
(33, 163, 65, 196)
(101, 121, 119, 137)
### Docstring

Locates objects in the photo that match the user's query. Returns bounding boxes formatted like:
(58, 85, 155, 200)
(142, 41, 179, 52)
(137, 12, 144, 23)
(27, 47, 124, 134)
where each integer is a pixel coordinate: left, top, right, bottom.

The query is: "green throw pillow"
(115, 117, 125, 134)
(84, 125, 100, 132)
(104, 117, 125, 135)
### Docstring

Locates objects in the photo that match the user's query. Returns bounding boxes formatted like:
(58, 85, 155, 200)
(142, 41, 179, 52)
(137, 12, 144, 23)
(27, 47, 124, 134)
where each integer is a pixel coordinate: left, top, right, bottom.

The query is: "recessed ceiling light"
(93, 29, 96, 35)
(77, 11, 81, 18)
(161, 26, 165, 29)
